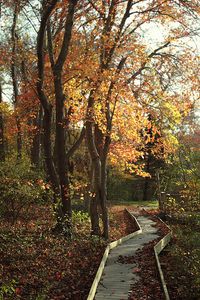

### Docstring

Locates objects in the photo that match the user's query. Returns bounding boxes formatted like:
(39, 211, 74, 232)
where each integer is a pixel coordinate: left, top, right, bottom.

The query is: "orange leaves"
(109, 142, 141, 168)
(15, 287, 22, 295)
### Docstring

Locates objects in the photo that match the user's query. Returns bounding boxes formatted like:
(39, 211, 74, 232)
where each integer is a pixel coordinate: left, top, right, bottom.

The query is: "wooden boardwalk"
(95, 214, 159, 300)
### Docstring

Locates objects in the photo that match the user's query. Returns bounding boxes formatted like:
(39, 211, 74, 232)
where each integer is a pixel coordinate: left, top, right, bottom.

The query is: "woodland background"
(0, 0, 200, 299)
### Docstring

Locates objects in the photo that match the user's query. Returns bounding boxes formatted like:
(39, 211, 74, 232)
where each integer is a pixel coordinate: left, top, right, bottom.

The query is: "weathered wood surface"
(87, 212, 142, 300)
(94, 215, 159, 300)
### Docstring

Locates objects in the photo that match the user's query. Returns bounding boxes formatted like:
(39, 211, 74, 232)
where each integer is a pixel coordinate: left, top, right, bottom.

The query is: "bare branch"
(66, 127, 86, 160)
(37, 0, 58, 111)
(127, 42, 170, 84)
(87, 0, 105, 18)
(54, 0, 78, 72)
(47, 20, 55, 69)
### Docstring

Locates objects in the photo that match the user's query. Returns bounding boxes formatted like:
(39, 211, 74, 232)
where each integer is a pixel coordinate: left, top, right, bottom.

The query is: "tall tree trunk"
(101, 134, 111, 239)
(100, 156, 109, 239)
(36, 0, 66, 232)
(21, 59, 42, 166)
(54, 74, 72, 235)
(52, 0, 78, 236)
(43, 107, 64, 226)
(16, 117, 22, 159)
(37, 0, 78, 236)
(90, 165, 101, 235)
(31, 106, 43, 166)
(0, 83, 5, 161)
(95, 125, 110, 239)
(86, 94, 101, 235)
(143, 154, 150, 201)
(11, 3, 22, 159)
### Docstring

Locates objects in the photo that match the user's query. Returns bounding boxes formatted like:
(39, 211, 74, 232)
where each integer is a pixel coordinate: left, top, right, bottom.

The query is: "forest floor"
(126, 209, 170, 300)
(1, 205, 199, 300)
(159, 223, 200, 300)
(95, 211, 168, 300)
(0, 204, 137, 300)
(128, 209, 200, 300)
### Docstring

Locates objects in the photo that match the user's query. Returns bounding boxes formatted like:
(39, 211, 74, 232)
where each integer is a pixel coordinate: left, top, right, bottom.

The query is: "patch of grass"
(110, 199, 158, 208)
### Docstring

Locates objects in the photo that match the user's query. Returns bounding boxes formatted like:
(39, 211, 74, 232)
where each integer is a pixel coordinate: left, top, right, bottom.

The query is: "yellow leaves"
(63, 78, 87, 124)
(109, 99, 144, 168)
(112, 99, 143, 142)
(163, 102, 182, 124)
(135, 169, 151, 178)
(0, 102, 12, 116)
(109, 142, 141, 167)
(126, 162, 151, 178)
(64, 78, 82, 104)
(99, 81, 109, 95)
(163, 133, 179, 154)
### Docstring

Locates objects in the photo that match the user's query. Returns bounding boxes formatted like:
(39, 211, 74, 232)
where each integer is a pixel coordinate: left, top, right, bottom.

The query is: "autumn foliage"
(0, 1, 200, 297)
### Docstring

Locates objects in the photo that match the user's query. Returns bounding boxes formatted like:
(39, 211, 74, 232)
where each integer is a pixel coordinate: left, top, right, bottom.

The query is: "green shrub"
(0, 279, 17, 299)
(0, 155, 52, 223)
(72, 210, 90, 237)
(107, 167, 135, 202)
(107, 167, 145, 203)
(170, 226, 200, 298)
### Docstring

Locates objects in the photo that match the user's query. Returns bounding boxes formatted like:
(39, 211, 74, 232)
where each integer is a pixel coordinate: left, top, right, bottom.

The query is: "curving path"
(95, 212, 159, 300)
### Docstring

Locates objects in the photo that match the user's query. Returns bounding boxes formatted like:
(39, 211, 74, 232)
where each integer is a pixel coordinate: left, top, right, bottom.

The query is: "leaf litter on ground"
(0, 204, 137, 299)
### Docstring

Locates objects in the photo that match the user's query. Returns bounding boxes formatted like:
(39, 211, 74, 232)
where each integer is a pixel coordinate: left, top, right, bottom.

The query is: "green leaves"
(161, 225, 200, 299)
(0, 279, 17, 299)
(0, 154, 53, 223)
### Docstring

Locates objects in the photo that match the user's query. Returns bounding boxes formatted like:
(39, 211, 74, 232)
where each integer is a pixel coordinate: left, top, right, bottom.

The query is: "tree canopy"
(0, 0, 199, 236)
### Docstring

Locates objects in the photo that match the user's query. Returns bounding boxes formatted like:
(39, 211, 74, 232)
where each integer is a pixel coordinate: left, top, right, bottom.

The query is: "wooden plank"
(154, 232, 172, 300)
(142, 208, 172, 300)
(87, 246, 110, 300)
(109, 229, 142, 250)
(154, 250, 170, 300)
(87, 210, 142, 300)
(154, 233, 172, 255)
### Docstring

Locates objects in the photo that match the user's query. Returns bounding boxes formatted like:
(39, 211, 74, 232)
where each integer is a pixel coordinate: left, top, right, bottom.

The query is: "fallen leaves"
(132, 267, 141, 273)
(128, 238, 165, 300)
(0, 205, 136, 299)
(117, 212, 170, 300)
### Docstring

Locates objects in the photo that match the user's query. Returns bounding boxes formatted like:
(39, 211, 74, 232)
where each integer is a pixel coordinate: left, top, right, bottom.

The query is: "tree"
(1, 0, 200, 239)
(0, 83, 5, 161)
(10, 1, 23, 159)
(80, 0, 200, 237)
(140, 114, 164, 201)
(36, 0, 80, 236)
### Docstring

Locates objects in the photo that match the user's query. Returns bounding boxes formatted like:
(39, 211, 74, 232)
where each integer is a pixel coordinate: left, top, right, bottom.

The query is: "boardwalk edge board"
(87, 210, 142, 300)
(154, 216, 172, 300)
(143, 209, 172, 300)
